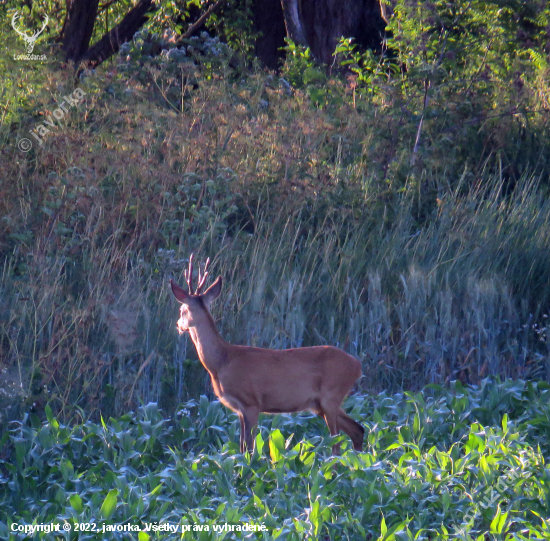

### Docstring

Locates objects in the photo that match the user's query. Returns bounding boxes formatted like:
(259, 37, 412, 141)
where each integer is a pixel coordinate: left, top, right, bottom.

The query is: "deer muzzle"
(176, 315, 189, 334)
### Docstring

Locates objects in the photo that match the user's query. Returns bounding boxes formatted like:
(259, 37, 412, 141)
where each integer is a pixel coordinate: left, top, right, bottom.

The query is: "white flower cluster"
(118, 29, 231, 65)
(187, 32, 229, 58)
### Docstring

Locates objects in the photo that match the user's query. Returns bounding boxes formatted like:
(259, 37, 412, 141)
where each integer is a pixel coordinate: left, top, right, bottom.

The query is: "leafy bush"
(337, 0, 550, 180)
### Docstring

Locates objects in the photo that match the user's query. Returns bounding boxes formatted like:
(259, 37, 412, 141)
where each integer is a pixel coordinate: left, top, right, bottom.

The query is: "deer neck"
(188, 313, 228, 374)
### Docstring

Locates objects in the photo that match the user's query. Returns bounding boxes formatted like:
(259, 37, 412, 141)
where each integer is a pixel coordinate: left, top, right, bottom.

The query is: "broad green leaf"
(148, 484, 163, 497)
(45, 404, 54, 424)
(69, 494, 83, 513)
(269, 429, 285, 462)
(380, 515, 387, 537)
(255, 431, 264, 455)
(413, 411, 420, 435)
(490, 505, 509, 534)
(100, 489, 118, 519)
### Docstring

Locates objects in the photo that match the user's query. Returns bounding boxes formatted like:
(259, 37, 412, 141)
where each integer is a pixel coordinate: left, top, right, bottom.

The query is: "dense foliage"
(294, 0, 550, 180)
(1, 380, 549, 540)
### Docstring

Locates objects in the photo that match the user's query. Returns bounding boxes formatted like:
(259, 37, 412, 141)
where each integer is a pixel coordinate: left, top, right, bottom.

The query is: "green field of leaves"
(1, 379, 549, 540)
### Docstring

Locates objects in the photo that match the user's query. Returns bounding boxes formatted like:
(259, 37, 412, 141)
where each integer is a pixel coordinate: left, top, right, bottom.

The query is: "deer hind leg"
(337, 409, 364, 451)
(239, 406, 259, 454)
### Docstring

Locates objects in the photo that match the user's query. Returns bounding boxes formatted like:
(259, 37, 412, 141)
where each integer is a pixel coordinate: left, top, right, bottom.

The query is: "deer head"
(170, 255, 222, 333)
(11, 11, 49, 54)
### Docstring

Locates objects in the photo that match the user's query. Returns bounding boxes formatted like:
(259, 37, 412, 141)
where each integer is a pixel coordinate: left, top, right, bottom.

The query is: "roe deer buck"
(170, 255, 364, 454)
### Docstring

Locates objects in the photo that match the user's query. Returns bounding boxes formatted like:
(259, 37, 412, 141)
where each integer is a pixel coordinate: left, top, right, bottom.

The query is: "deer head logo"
(11, 11, 48, 54)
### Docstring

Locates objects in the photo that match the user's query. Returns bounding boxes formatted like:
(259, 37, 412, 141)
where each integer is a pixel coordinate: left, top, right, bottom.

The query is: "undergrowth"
(0, 380, 549, 540)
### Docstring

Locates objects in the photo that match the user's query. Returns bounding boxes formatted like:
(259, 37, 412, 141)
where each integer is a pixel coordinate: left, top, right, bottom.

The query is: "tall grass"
(1, 165, 549, 421)
(213, 172, 550, 390)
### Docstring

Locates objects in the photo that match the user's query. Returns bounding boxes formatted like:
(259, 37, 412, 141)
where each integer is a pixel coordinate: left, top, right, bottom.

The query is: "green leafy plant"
(1, 381, 549, 539)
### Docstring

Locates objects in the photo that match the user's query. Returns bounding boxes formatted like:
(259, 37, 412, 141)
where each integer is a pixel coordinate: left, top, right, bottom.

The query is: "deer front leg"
(323, 409, 341, 455)
(238, 412, 246, 453)
(238, 407, 259, 453)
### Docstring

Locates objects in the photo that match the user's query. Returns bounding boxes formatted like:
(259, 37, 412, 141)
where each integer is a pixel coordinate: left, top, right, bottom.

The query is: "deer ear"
(170, 279, 189, 303)
(202, 276, 222, 308)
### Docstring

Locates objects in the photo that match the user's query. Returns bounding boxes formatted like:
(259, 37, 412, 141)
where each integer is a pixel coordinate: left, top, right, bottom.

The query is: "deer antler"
(184, 253, 195, 293)
(196, 258, 210, 294)
(183, 254, 211, 294)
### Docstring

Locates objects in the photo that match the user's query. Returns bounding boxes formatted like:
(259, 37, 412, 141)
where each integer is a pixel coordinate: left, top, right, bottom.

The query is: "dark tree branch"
(174, 0, 225, 46)
(98, 0, 122, 15)
(82, 0, 156, 67)
(62, 0, 100, 62)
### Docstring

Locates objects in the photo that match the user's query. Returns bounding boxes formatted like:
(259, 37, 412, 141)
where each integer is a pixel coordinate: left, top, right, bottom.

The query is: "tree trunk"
(253, 0, 286, 69)
(300, 0, 386, 64)
(83, 0, 155, 67)
(280, 0, 308, 48)
(62, 0, 100, 62)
